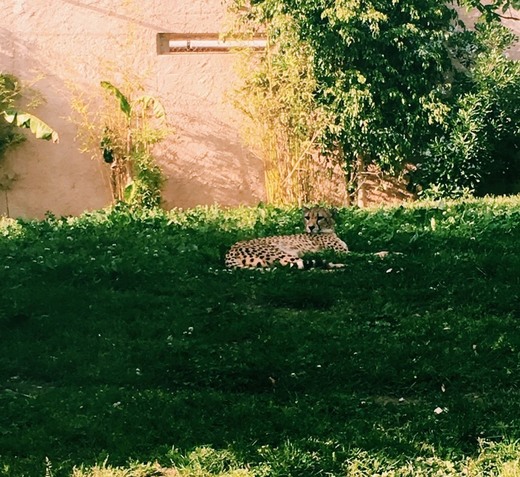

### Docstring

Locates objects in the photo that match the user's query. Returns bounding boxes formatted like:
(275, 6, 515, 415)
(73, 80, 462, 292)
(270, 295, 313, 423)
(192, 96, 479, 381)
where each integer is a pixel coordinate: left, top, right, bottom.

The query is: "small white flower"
(434, 407, 445, 415)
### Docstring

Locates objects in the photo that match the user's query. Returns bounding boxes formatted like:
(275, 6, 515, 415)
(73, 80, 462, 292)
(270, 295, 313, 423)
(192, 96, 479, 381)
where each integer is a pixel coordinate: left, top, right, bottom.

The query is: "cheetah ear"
(329, 207, 339, 219)
(302, 206, 310, 215)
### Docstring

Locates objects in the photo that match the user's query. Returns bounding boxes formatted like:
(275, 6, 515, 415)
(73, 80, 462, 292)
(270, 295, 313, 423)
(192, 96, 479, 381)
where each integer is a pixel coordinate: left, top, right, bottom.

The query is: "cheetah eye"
(317, 215, 324, 220)
(304, 215, 310, 220)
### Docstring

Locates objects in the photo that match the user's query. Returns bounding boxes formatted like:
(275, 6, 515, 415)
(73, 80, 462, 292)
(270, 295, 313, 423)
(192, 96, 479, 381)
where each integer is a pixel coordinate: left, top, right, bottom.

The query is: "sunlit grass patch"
(1, 196, 520, 476)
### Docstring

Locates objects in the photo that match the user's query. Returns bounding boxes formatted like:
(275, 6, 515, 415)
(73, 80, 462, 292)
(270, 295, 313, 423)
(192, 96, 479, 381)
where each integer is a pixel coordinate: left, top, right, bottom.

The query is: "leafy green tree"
(0, 75, 25, 159)
(1, 73, 59, 216)
(230, 0, 519, 201)
(232, 0, 461, 203)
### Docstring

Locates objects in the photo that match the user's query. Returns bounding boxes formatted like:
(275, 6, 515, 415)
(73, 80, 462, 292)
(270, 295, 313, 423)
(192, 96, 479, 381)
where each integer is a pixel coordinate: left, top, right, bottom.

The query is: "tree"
(233, 0, 461, 204)
(229, 0, 519, 202)
(409, 20, 520, 197)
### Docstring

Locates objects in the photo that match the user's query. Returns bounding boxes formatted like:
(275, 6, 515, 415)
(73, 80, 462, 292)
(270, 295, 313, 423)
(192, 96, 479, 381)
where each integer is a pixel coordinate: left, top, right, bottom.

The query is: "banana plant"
(100, 81, 166, 205)
(0, 75, 59, 216)
(1, 73, 58, 144)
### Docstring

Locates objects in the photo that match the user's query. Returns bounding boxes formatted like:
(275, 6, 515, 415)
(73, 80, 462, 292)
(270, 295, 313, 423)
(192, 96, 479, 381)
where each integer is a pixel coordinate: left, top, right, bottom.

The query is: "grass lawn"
(1, 197, 520, 476)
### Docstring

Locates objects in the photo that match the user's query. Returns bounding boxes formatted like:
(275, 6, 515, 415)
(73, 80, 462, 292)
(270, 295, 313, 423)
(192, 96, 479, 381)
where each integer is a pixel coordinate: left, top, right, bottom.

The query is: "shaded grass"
(0, 197, 520, 475)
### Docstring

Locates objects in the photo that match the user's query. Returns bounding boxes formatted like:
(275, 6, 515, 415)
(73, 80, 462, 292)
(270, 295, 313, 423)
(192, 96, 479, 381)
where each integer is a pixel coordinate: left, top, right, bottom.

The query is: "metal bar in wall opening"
(157, 33, 266, 54)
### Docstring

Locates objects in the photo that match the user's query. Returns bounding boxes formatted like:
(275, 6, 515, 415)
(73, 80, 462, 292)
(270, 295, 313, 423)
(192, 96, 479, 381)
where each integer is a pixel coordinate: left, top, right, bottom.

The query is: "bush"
(411, 22, 520, 198)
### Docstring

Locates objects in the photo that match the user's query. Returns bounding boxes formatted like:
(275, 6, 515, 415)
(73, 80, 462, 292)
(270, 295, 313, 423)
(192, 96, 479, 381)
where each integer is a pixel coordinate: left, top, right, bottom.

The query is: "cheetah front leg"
(278, 255, 306, 269)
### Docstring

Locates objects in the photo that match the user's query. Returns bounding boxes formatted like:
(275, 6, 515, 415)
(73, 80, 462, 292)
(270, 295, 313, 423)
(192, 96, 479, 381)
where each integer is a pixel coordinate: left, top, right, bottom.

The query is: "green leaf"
(100, 81, 132, 117)
(3, 110, 59, 142)
(124, 181, 136, 201)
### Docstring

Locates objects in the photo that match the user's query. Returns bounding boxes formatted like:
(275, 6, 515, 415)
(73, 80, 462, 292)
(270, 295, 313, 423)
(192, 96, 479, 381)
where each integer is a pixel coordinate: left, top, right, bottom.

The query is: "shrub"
(410, 22, 520, 198)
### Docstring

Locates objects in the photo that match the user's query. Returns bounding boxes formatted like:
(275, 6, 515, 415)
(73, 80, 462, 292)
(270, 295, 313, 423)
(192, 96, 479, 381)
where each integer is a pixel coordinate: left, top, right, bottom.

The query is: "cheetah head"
(303, 207, 336, 234)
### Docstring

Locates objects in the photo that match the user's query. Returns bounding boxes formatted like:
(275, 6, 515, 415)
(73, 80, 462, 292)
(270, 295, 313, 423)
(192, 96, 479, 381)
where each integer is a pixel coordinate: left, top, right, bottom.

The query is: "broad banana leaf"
(3, 110, 59, 143)
(100, 81, 132, 117)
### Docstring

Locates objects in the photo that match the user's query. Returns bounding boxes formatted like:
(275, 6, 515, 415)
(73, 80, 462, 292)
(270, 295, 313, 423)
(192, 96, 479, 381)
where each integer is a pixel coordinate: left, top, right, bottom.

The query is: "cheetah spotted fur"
(225, 207, 349, 269)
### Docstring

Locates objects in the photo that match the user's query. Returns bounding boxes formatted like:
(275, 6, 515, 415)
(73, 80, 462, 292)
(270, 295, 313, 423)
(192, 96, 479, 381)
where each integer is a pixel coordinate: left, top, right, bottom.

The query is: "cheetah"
(225, 207, 349, 269)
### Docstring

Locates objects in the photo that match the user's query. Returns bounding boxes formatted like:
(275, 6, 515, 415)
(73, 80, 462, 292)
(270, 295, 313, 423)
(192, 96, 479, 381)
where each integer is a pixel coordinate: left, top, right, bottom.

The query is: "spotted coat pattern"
(225, 207, 349, 269)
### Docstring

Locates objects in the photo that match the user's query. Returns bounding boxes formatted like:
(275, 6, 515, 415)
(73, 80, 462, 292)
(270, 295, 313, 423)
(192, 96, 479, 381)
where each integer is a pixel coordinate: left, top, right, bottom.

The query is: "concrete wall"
(0, 0, 264, 218)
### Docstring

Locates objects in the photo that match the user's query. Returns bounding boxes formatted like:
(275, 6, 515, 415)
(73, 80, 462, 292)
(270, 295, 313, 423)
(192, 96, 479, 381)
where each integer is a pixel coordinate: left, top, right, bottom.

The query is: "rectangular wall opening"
(157, 33, 266, 54)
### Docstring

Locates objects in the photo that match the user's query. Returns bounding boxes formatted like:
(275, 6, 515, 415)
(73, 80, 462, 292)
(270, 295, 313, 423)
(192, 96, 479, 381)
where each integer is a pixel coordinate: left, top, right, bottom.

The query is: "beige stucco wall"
(0, 0, 264, 218)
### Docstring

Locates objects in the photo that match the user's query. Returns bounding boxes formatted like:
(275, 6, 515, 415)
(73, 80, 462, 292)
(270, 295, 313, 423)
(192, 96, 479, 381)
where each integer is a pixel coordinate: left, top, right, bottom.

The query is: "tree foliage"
(0, 73, 59, 214)
(232, 0, 460, 169)
(229, 0, 520, 201)
(284, 0, 458, 172)
(0, 74, 25, 160)
(411, 22, 520, 197)
(460, 0, 520, 21)
(3, 110, 59, 143)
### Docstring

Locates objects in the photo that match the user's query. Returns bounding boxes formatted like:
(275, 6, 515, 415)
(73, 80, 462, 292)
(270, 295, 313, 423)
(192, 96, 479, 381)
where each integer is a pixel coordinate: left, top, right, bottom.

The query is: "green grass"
(1, 197, 520, 476)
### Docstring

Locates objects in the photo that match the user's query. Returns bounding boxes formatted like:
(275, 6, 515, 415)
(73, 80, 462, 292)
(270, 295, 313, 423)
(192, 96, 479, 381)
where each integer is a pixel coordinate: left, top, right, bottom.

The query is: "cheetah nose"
(307, 225, 316, 233)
